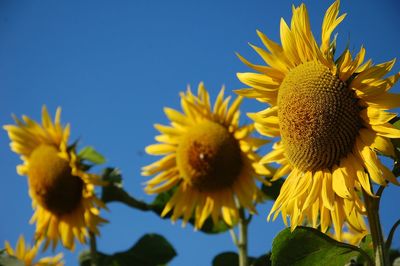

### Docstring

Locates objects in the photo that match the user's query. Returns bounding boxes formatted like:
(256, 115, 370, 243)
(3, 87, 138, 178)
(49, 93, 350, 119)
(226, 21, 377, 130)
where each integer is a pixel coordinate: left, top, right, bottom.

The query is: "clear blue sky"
(0, 0, 399, 265)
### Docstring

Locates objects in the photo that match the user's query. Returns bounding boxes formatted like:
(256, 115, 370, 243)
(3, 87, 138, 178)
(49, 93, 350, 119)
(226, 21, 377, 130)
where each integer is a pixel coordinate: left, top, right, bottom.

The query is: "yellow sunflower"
(236, 0, 400, 241)
(4, 235, 64, 266)
(3, 106, 107, 250)
(142, 83, 272, 229)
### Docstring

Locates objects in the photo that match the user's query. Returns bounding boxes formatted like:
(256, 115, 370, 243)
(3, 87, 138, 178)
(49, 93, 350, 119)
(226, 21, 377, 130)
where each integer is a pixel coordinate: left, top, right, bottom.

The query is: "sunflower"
(236, 0, 400, 241)
(3, 106, 107, 250)
(142, 83, 272, 228)
(4, 235, 64, 266)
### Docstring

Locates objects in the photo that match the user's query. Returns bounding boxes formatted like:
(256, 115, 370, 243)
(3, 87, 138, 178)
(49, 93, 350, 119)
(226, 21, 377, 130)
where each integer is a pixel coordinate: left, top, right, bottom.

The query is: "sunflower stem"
(363, 189, 389, 266)
(229, 229, 239, 246)
(89, 231, 98, 266)
(237, 208, 248, 266)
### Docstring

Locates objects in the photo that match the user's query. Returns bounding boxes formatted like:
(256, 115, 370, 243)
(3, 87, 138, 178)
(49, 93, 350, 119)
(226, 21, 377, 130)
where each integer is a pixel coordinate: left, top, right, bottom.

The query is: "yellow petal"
(363, 93, 400, 110)
(371, 123, 400, 138)
(359, 128, 395, 158)
(164, 107, 189, 126)
(236, 72, 280, 92)
(361, 107, 397, 125)
(332, 166, 352, 199)
(321, 171, 334, 210)
(145, 144, 176, 155)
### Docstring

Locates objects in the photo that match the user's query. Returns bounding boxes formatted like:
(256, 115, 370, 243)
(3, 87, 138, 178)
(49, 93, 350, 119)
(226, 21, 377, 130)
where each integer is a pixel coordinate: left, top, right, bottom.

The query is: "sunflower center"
(176, 120, 243, 192)
(278, 61, 362, 171)
(27, 145, 83, 216)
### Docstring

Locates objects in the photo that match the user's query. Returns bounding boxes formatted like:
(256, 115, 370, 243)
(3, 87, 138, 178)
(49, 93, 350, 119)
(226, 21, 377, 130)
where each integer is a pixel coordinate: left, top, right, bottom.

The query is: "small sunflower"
(236, 0, 400, 241)
(3, 106, 107, 250)
(142, 83, 272, 228)
(4, 235, 64, 266)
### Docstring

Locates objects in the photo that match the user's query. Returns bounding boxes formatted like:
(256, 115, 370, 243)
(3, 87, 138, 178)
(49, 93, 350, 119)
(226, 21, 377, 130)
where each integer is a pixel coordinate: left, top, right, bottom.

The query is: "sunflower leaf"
(271, 227, 373, 266)
(212, 251, 271, 266)
(79, 234, 176, 266)
(0, 253, 25, 266)
(389, 249, 400, 265)
(212, 252, 241, 266)
(78, 146, 106, 165)
(357, 235, 374, 264)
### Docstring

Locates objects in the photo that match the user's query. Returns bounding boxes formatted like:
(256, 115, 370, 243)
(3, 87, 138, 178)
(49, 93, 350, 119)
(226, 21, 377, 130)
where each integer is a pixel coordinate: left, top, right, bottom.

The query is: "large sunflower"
(142, 83, 272, 229)
(4, 235, 64, 266)
(3, 106, 107, 250)
(236, 0, 400, 241)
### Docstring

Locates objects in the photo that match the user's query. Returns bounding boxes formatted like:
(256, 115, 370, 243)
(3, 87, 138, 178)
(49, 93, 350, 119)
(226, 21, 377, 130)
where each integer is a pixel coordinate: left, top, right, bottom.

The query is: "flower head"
(4, 235, 64, 266)
(3, 106, 107, 250)
(142, 83, 272, 228)
(237, 0, 400, 241)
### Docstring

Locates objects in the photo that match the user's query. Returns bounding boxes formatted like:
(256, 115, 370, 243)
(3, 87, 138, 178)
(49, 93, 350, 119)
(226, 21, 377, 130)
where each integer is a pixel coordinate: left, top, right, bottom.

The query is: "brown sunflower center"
(28, 145, 83, 216)
(278, 61, 362, 172)
(176, 120, 243, 192)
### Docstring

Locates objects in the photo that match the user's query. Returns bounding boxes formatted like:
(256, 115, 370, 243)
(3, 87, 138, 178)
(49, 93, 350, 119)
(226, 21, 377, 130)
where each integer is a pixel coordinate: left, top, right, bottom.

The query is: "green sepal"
(78, 146, 106, 165)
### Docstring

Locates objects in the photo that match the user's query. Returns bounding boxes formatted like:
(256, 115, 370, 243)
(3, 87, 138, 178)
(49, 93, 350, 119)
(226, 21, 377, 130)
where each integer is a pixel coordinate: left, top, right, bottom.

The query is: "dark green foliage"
(271, 227, 372, 266)
(212, 252, 271, 266)
(79, 234, 176, 266)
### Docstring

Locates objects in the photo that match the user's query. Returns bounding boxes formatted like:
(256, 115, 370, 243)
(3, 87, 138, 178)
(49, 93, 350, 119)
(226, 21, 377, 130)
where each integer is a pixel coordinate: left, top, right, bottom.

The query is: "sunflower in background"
(142, 83, 272, 229)
(3, 106, 107, 250)
(236, 0, 400, 241)
(4, 235, 64, 266)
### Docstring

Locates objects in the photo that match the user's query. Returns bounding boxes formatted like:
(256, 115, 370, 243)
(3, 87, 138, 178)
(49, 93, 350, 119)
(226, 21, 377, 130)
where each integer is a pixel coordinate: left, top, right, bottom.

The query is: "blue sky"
(0, 0, 399, 265)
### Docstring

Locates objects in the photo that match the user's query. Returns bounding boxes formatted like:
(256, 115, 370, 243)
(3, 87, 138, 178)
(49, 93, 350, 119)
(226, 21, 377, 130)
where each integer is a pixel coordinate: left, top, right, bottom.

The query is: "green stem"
(89, 231, 98, 266)
(362, 189, 389, 266)
(237, 208, 248, 266)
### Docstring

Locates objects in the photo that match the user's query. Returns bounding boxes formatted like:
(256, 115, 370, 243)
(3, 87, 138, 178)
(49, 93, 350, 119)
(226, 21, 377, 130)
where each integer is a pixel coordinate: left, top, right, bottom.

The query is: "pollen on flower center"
(278, 61, 363, 171)
(28, 145, 83, 216)
(176, 120, 242, 191)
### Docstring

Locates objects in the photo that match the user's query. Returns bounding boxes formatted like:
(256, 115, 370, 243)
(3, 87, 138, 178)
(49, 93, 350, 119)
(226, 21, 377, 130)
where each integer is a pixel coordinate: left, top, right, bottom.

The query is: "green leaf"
(389, 249, 400, 265)
(0, 254, 25, 266)
(79, 234, 176, 266)
(251, 253, 271, 266)
(78, 146, 106, 165)
(101, 167, 123, 186)
(127, 234, 177, 265)
(271, 227, 372, 266)
(357, 235, 374, 264)
(212, 252, 270, 266)
(261, 179, 284, 200)
(212, 252, 239, 266)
